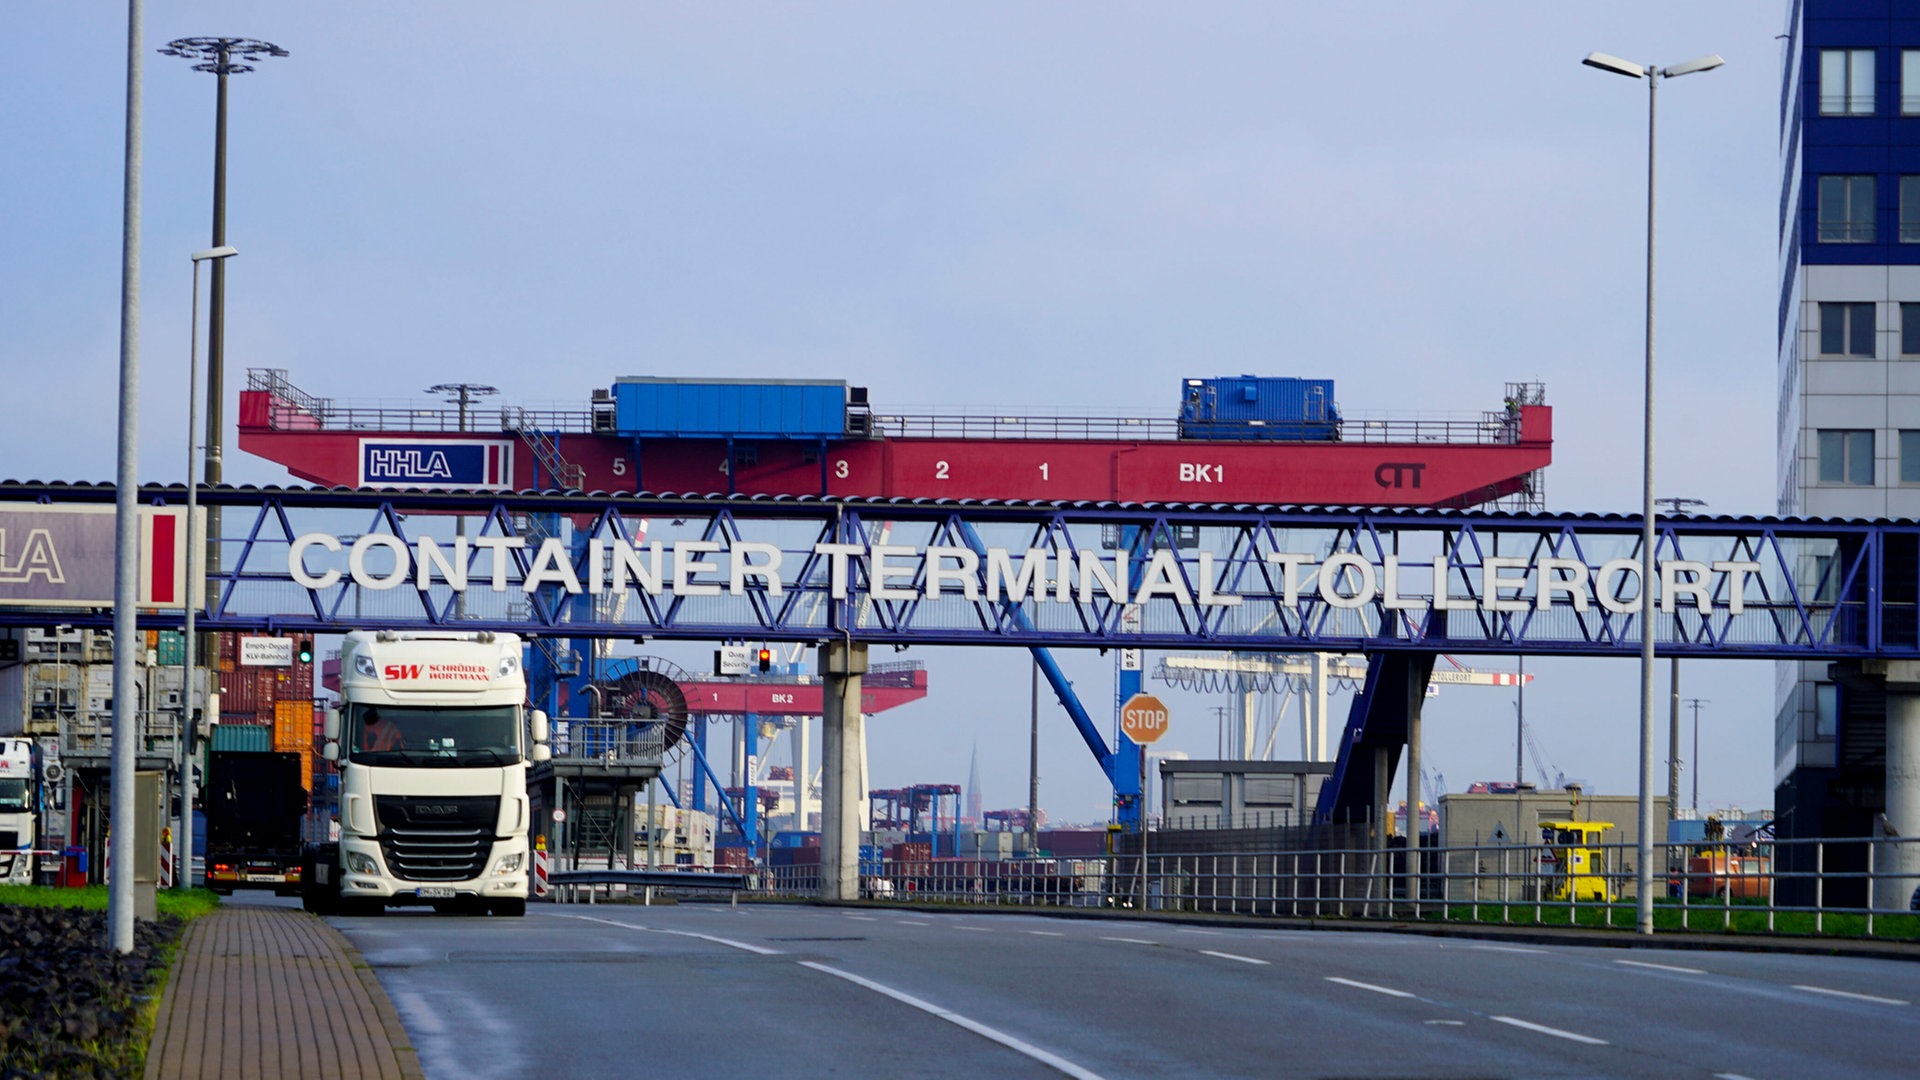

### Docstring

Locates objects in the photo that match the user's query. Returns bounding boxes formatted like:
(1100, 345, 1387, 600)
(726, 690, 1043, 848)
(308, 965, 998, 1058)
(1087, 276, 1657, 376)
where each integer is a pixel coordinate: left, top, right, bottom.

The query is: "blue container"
(612, 377, 847, 439)
(1177, 376, 1342, 441)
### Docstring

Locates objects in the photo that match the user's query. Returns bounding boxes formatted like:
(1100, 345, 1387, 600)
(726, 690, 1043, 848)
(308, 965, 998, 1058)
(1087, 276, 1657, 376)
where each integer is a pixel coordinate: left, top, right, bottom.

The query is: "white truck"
(0, 737, 41, 884)
(304, 630, 549, 916)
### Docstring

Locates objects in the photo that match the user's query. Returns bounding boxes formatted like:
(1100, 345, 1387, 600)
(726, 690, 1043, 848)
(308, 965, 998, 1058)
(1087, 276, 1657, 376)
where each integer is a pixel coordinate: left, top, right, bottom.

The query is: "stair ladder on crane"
(507, 417, 585, 491)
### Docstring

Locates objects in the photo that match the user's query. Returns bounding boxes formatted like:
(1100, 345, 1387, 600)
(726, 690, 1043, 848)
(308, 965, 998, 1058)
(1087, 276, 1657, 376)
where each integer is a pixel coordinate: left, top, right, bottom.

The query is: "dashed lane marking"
(1490, 1016, 1608, 1045)
(800, 962, 1107, 1080)
(564, 914, 784, 956)
(1469, 944, 1548, 955)
(1792, 985, 1910, 1006)
(1200, 951, 1269, 966)
(1100, 936, 1158, 945)
(1324, 977, 1416, 999)
(1615, 959, 1707, 975)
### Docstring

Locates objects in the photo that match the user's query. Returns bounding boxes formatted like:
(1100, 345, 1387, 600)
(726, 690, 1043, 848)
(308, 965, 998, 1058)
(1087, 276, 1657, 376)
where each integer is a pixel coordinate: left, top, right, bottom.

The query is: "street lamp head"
(160, 37, 289, 76)
(1583, 52, 1649, 79)
(1661, 55, 1725, 78)
(191, 246, 239, 263)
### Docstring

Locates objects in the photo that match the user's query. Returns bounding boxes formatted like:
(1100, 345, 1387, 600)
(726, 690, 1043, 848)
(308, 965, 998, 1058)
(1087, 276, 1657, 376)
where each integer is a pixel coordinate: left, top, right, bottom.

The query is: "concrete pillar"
(1830, 660, 1920, 911)
(818, 641, 868, 901)
(1882, 690, 1920, 911)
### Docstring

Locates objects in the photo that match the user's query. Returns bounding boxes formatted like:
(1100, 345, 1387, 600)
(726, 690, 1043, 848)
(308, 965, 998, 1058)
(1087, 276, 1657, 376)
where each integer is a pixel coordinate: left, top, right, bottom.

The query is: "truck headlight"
(353, 654, 377, 678)
(346, 852, 379, 875)
(493, 853, 523, 875)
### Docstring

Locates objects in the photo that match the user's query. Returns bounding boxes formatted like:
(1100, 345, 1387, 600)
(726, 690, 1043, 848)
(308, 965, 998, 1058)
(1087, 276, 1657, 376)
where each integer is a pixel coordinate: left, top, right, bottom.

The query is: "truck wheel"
(490, 898, 527, 917)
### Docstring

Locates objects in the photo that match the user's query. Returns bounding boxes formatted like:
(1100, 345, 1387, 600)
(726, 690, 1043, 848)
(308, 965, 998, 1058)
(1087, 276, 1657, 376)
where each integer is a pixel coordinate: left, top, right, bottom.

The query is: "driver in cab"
(360, 708, 404, 752)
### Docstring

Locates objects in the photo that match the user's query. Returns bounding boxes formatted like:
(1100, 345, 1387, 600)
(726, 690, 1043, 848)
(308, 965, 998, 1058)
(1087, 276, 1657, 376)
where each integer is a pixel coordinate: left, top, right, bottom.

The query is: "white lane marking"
(387, 988, 446, 1035)
(1028, 930, 1064, 937)
(1325, 977, 1416, 999)
(1201, 950, 1269, 966)
(1175, 928, 1221, 936)
(565, 914, 784, 956)
(800, 962, 1106, 1080)
(1792, 984, 1910, 1006)
(1470, 945, 1547, 955)
(957, 926, 992, 933)
(1491, 1016, 1609, 1045)
(901, 920, 931, 926)
(1424, 1020, 1465, 1026)
(1714, 1074, 1761, 1080)
(1101, 936, 1158, 945)
(844, 915, 878, 921)
(1615, 959, 1707, 975)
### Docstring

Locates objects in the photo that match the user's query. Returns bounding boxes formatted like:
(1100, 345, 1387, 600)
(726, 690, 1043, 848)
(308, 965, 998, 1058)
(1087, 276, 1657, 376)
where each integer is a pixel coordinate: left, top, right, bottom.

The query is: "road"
(319, 900, 1920, 1079)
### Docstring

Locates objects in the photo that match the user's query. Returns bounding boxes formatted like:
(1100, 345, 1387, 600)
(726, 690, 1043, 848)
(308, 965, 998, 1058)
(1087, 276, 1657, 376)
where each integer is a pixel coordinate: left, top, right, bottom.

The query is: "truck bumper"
(338, 836, 530, 901)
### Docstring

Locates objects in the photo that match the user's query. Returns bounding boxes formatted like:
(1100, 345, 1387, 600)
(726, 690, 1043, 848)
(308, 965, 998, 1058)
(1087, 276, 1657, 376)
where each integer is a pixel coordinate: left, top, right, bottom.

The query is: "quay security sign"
(287, 533, 1767, 618)
(0, 504, 197, 610)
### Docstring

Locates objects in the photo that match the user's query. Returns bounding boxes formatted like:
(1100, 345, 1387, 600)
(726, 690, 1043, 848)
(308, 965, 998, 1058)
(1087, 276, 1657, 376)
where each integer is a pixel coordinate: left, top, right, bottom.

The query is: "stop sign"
(1120, 693, 1171, 745)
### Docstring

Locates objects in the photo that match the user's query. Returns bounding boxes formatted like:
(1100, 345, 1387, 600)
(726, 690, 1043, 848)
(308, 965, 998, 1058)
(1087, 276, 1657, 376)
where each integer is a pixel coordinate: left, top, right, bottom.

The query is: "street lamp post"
(425, 384, 498, 621)
(177, 246, 237, 890)
(1655, 497, 1707, 827)
(1583, 50, 1723, 935)
(159, 37, 287, 580)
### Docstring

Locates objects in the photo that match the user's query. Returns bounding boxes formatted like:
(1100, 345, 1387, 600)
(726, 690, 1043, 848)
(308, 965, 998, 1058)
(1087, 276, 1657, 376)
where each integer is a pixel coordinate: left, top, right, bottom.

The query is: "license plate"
(245, 874, 284, 882)
(416, 887, 456, 898)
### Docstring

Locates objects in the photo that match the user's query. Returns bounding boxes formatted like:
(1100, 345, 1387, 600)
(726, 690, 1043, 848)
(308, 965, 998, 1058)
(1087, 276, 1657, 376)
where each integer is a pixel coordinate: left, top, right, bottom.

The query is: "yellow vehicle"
(1539, 820, 1615, 902)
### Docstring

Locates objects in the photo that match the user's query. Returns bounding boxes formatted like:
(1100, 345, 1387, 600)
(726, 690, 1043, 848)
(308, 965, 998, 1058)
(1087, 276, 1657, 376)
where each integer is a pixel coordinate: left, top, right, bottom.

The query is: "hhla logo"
(0, 528, 64, 585)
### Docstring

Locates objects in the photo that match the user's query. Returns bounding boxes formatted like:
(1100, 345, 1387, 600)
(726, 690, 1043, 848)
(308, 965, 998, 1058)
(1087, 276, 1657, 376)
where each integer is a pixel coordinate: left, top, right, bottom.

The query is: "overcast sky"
(2, 4, 1789, 826)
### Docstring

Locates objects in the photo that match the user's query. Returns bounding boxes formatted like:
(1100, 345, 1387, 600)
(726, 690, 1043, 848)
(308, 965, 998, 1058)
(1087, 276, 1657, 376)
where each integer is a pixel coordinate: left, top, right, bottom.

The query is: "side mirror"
(323, 707, 341, 742)
(530, 709, 550, 744)
(532, 744, 552, 763)
(322, 741, 340, 763)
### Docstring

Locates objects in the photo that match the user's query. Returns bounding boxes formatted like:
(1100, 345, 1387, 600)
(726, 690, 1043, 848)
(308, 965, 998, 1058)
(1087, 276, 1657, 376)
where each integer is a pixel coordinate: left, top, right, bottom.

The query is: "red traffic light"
(757, 648, 772, 672)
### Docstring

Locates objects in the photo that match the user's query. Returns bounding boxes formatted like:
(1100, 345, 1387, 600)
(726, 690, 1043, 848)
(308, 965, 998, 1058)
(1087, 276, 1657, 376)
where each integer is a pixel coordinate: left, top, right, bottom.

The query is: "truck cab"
(305, 630, 549, 916)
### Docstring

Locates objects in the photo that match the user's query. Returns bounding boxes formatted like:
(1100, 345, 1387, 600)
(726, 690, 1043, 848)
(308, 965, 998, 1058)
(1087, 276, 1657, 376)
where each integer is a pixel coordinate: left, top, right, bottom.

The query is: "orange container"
(273, 700, 311, 752)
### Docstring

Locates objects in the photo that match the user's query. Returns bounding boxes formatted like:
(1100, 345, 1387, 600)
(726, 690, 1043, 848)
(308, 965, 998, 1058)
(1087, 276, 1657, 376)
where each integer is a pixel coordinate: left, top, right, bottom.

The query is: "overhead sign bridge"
(4, 481, 1912, 833)
(0, 482, 1906, 662)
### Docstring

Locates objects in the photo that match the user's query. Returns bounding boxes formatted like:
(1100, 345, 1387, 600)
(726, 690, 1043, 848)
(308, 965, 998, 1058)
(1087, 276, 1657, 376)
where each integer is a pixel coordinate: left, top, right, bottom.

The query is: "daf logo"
(415, 805, 459, 816)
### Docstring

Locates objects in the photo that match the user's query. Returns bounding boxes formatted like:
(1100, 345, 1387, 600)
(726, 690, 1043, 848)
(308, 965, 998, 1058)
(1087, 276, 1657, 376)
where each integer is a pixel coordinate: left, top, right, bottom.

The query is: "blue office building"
(1777, 0, 1920, 881)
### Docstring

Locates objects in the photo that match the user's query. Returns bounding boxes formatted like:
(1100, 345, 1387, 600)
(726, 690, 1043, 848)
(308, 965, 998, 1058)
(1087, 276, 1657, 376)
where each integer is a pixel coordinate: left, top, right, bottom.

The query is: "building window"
(1818, 429, 1874, 485)
(1904, 304, 1920, 355)
(1820, 302, 1875, 356)
(1820, 175, 1876, 242)
(1901, 431, 1920, 483)
(1906, 51, 1920, 114)
(1905, 177, 1920, 242)
(1822, 48, 1875, 114)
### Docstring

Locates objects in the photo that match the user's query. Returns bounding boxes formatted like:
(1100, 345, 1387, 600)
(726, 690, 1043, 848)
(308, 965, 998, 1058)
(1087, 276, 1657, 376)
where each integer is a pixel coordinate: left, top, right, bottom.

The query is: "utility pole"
(1686, 697, 1710, 813)
(1655, 497, 1705, 825)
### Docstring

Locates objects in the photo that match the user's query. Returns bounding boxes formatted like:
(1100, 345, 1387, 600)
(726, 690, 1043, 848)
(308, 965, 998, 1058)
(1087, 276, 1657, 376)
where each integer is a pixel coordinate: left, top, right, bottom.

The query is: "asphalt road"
(326, 901, 1920, 1079)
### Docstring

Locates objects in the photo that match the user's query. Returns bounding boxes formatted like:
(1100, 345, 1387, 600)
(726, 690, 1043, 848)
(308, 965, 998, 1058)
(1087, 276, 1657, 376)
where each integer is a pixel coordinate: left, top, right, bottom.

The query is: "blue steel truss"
(0, 482, 1908, 661)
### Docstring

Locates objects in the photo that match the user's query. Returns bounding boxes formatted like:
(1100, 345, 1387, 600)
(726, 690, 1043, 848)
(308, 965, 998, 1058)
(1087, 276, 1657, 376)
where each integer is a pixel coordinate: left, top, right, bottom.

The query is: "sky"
(1, 4, 1791, 826)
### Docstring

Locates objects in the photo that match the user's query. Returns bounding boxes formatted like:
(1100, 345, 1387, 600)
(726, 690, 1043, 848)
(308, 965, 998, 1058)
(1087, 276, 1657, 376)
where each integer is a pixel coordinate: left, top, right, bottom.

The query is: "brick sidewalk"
(144, 905, 423, 1080)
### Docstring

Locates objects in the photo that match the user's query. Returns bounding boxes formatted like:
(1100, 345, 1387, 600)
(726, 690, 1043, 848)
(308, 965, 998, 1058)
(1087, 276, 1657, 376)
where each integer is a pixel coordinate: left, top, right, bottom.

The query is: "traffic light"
(296, 637, 314, 664)
(757, 647, 772, 673)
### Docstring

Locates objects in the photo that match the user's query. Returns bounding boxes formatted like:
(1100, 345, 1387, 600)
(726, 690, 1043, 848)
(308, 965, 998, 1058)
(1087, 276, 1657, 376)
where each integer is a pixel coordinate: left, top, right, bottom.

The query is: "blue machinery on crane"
(2, 480, 1917, 833)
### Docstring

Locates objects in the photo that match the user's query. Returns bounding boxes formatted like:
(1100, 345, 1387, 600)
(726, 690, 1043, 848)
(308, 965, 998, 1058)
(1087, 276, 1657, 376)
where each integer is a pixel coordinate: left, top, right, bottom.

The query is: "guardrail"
(756, 835, 1920, 939)
(548, 868, 749, 905)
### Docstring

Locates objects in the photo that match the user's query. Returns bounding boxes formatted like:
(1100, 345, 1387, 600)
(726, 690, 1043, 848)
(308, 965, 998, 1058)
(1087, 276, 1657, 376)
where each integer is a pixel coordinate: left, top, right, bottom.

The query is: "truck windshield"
(347, 704, 521, 767)
(0, 778, 27, 812)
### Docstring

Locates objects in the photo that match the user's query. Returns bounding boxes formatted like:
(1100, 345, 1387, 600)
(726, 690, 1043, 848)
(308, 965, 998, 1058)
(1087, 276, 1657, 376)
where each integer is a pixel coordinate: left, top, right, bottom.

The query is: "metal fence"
(751, 835, 1920, 937)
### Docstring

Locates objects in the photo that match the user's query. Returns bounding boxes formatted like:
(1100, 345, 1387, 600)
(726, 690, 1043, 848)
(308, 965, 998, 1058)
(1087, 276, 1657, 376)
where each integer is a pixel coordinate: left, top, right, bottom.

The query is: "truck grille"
(374, 795, 500, 882)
